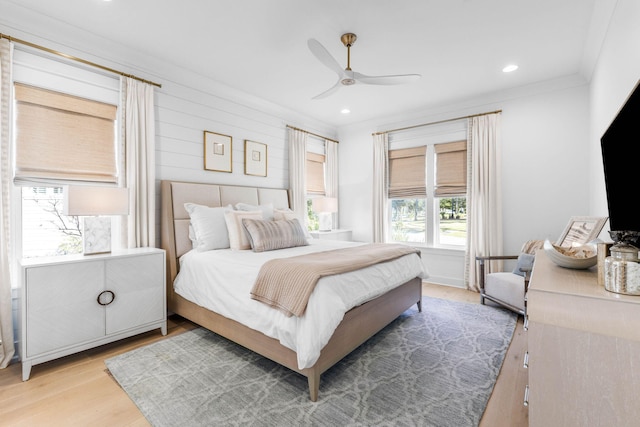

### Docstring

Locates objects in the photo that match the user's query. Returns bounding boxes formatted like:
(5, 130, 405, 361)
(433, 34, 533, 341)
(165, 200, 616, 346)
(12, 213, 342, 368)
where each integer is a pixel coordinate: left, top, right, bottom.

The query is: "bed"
(160, 180, 426, 401)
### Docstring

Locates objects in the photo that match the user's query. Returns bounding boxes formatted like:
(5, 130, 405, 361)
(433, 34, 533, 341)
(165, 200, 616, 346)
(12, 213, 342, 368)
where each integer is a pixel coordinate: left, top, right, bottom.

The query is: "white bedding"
(173, 239, 428, 369)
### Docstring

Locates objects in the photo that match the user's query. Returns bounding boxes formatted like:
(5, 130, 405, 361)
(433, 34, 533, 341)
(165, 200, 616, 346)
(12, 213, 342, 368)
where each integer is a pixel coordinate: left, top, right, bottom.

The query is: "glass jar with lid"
(604, 241, 640, 295)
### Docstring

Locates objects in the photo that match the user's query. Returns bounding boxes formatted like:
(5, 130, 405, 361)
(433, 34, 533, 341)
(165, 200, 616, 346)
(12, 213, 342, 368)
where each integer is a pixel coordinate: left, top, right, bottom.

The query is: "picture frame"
(244, 140, 267, 177)
(556, 216, 608, 248)
(204, 131, 232, 173)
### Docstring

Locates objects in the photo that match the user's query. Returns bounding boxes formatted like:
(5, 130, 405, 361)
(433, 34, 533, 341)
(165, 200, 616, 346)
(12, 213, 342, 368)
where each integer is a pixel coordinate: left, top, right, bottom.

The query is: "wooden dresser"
(527, 250, 640, 427)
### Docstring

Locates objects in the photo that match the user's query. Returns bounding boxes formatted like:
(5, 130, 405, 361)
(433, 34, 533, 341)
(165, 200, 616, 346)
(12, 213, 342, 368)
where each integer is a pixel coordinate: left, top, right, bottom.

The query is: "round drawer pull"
(97, 290, 115, 306)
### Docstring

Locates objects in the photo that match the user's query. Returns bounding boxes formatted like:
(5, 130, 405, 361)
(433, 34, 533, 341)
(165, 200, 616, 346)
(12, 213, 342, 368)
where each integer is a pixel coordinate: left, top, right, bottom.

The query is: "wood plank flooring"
(0, 283, 528, 426)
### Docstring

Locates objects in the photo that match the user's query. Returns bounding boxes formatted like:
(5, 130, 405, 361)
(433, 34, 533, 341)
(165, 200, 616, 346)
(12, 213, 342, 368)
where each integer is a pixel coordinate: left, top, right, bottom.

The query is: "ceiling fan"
(307, 33, 421, 100)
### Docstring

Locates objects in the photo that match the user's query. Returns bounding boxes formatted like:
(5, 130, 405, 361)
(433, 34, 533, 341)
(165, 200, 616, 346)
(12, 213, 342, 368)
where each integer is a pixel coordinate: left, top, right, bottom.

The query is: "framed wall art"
(204, 131, 232, 173)
(244, 140, 267, 177)
(556, 216, 608, 247)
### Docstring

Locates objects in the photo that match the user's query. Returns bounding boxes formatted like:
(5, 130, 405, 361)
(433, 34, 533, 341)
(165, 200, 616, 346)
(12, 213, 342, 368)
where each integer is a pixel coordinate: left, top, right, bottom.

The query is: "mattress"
(173, 239, 428, 369)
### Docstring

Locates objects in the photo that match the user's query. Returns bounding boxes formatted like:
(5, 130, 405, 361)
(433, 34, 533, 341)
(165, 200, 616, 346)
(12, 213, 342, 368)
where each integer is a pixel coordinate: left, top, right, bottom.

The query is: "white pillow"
(224, 210, 263, 250)
(273, 208, 295, 221)
(184, 203, 232, 251)
(273, 208, 312, 240)
(235, 202, 274, 220)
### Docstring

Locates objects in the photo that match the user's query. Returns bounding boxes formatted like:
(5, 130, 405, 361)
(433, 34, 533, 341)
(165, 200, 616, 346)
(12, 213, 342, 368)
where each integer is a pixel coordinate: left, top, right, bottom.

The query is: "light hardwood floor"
(0, 283, 528, 427)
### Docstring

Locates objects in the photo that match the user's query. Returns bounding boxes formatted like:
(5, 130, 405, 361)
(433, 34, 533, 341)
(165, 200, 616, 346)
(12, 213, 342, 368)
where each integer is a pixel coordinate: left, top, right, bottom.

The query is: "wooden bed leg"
(307, 369, 320, 402)
(417, 299, 422, 312)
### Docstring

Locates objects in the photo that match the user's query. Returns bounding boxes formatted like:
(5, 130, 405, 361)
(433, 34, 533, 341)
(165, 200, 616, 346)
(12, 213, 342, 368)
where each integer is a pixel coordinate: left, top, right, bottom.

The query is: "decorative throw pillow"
(273, 208, 295, 221)
(242, 218, 309, 252)
(512, 253, 535, 277)
(184, 203, 232, 251)
(273, 208, 312, 240)
(235, 202, 274, 220)
(224, 210, 263, 250)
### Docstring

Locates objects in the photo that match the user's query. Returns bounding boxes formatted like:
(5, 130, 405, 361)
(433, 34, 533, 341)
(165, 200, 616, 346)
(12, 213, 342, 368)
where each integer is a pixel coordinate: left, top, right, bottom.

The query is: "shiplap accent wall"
(155, 86, 290, 188)
(153, 79, 334, 246)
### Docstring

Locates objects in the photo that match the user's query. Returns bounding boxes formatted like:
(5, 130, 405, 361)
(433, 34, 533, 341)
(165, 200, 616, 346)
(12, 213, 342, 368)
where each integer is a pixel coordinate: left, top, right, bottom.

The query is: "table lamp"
(63, 186, 129, 255)
(312, 197, 338, 232)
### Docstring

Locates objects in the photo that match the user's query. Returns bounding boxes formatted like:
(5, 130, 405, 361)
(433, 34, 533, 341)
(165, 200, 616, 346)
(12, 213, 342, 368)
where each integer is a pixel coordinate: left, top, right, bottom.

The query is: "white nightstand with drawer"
(19, 247, 167, 381)
(309, 229, 353, 241)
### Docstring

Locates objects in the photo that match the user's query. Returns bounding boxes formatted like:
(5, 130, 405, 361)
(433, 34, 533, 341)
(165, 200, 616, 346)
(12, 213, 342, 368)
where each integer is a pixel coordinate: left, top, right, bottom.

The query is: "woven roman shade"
(435, 140, 467, 197)
(14, 83, 118, 185)
(306, 152, 325, 195)
(388, 146, 426, 198)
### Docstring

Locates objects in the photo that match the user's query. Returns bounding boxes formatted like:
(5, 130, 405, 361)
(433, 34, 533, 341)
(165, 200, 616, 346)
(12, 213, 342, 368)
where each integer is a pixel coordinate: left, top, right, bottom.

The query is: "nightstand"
(309, 229, 353, 241)
(19, 247, 167, 381)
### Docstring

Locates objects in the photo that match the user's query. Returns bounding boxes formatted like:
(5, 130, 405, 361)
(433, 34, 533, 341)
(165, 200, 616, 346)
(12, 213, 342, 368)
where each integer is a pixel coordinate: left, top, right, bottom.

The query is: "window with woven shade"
(434, 141, 467, 197)
(13, 83, 118, 185)
(306, 152, 325, 195)
(388, 146, 426, 198)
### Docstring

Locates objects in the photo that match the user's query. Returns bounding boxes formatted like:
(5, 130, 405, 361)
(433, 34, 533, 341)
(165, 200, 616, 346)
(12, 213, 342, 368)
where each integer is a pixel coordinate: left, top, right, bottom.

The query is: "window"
(12, 48, 120, 258)
(306, 152, 325, 196)
(389, 140, 467, 248)
(14, 84, 118, 258)
(21, 186, 82, 258)
(305, 140, 326, 231)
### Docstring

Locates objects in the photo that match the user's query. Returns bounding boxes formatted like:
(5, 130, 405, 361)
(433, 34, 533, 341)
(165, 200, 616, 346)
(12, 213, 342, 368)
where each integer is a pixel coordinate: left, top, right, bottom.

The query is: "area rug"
(105, 297, 516, 427)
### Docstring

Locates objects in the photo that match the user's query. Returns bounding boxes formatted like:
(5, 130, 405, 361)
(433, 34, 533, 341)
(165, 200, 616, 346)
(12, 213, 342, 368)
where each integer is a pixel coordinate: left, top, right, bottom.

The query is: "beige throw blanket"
(250, 243, 421, 317)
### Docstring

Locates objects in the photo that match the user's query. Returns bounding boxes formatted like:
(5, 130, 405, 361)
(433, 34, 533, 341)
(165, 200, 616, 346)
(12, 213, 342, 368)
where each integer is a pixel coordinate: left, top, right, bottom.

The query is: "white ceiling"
(4, 0, 601, 128)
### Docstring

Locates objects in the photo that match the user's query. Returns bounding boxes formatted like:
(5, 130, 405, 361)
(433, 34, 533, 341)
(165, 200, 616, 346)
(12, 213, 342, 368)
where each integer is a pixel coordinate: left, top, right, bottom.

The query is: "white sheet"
(173, 239, 428, 369)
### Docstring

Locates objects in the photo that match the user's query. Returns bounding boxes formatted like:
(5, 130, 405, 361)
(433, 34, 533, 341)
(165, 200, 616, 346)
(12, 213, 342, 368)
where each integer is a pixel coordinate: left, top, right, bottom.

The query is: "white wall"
(338, 77, 591, 287)
(588, 0, 640, 229)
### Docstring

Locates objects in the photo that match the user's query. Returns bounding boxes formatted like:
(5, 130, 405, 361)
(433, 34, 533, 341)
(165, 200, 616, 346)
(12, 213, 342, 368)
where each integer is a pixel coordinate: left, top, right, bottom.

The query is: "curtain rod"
(286, 125, 339, 144)
(372, 109, 502, 136)
(1, 33, 162, 88)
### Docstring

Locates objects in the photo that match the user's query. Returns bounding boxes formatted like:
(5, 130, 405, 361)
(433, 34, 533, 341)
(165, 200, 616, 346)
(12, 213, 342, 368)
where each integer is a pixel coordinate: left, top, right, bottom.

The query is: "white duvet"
(173, 239, 428, 369)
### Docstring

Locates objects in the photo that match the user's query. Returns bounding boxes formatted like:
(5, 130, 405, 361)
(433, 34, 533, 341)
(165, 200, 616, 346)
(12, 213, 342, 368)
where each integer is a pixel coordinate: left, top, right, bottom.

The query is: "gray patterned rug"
(105, 297, 516, 427)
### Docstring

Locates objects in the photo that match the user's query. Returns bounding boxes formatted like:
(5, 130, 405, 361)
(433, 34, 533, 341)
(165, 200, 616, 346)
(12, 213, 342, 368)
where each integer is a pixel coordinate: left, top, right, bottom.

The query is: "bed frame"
(160, 179, 422, 401)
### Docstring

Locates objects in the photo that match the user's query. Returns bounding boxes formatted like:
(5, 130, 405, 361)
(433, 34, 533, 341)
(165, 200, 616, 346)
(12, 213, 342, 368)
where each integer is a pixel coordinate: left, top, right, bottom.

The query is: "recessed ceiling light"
(341, 108, 351, 114)
(502, 64, 518, 73)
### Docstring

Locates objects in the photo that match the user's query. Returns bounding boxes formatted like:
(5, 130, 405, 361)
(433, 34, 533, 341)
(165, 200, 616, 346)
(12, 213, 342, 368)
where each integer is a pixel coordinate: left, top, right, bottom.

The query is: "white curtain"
(325, 139, 339, 229)
(372, 133, 389, 243)
(121, 77, 156, 248)
(288, 128, 307, 221)
(0, 39, 15, 368)
(465, 112, 502, 291)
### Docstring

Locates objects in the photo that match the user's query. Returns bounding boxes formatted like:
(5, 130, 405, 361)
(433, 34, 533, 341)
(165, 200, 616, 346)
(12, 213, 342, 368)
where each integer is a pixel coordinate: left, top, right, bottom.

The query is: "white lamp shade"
(63, 186, 129, 216)
(312, 197, 338, 213)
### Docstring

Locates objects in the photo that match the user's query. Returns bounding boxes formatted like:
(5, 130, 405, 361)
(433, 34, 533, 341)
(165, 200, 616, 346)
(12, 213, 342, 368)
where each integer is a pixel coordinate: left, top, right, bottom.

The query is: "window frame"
(386, 120, 468, 249)
(11, 47, 121, 262)
(305, 137, 327, 230)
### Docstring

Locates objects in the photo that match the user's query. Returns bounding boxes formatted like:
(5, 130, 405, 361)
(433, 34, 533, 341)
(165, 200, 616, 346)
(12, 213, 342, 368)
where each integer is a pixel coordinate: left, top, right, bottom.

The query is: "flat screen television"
(600, 79, 640, 245)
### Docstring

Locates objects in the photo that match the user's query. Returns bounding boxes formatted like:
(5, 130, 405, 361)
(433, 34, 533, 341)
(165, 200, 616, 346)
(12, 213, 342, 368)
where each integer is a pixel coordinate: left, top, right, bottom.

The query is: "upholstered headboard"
(160, 180, 290, 300)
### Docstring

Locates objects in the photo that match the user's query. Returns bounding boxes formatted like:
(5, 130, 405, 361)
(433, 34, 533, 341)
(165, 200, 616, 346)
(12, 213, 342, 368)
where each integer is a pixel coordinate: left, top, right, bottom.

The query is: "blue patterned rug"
(105, 297, 516, 427)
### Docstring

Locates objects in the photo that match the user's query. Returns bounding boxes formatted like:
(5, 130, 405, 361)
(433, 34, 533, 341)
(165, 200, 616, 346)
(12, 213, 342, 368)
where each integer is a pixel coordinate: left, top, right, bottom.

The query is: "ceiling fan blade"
(354, 72, 421, 86)
(312, 79, 342, 100)
(308, 38, 345, 77)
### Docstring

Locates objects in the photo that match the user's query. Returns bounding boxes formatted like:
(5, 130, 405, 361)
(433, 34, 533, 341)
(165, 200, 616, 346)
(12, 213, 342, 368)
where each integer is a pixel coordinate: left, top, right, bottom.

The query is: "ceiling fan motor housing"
(340, 33, 357, 47)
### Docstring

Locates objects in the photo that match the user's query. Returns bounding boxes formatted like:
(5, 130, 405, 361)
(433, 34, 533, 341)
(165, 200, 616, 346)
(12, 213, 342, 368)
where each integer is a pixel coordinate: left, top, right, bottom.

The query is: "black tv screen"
(600, 79, 640, 234)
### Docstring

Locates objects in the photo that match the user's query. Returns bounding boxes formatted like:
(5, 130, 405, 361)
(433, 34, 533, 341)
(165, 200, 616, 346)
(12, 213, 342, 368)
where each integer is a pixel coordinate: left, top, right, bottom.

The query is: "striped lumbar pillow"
(241, 218, 309, 252)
